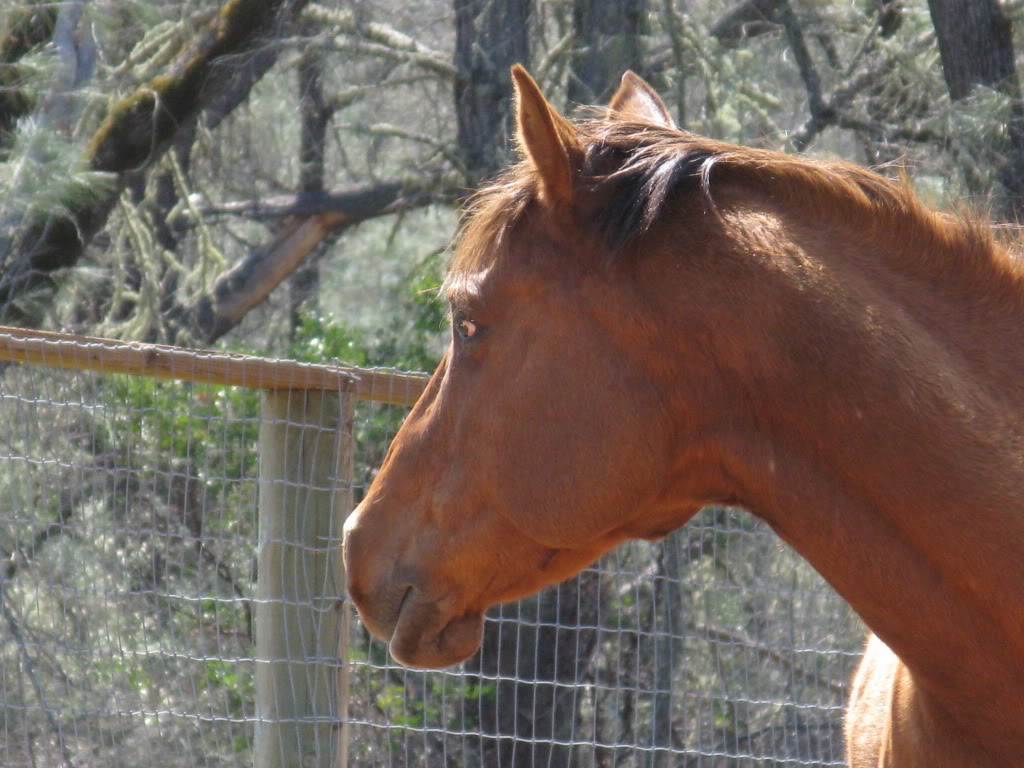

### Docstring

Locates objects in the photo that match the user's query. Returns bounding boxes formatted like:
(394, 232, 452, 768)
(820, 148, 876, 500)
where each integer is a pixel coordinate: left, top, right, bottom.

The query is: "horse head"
(343, 68, 748, 667)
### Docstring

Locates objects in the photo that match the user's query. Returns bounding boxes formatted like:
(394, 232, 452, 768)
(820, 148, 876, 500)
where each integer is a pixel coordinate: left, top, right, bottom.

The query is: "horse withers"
(343, 67, 1024, 766)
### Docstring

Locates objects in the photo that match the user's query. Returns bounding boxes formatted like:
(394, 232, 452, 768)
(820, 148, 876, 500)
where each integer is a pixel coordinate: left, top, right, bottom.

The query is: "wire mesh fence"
(0, 330, 864, 768)
(347, 518, 864, 768)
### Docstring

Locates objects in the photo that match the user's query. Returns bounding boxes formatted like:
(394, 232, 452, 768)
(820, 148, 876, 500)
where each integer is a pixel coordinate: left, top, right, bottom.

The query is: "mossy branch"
(1, 0, 309, 327)
(0, 1, 58, 147)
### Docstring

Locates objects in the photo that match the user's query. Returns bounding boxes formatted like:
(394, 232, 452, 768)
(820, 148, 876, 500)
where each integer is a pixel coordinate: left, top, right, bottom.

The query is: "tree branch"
(0, 587, 76, 768)
(322, 39, 456, 80)
(2, 488, 84, 582)
(194, 180, 418, 220)
(698, 623, 847, 697)
(197, 542, 253, 641)
(305, 4, 456, 80)
(779, 0, 830, 132)
(0, 0, 310, 328)
(174, 182, 441, 344)
(787, 66, 887, 151)
(0, 483, 95, 768)
(710, 0, 786, 48)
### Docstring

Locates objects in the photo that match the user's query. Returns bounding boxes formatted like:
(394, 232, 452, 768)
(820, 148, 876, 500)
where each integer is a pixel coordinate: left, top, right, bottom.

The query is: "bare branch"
(535, 31, 575, 84)
(342, 123, 464, 170)
(779, 1, 829, 125)
(0, 588, 77, 768)
(787, 66, 887, 151)
(198, 543, 253, 642)
(194, 180, 414, 220)
(3, 490, 82, 582)
(174, 181, 443, 344)
(0, 484, 94, 768)
(835, 114, 941, 146)
(305, 4, 456, 80)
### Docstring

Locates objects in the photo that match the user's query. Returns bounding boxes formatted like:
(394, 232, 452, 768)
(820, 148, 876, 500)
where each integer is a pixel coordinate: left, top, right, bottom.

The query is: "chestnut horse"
(343, 67, 1024, 766)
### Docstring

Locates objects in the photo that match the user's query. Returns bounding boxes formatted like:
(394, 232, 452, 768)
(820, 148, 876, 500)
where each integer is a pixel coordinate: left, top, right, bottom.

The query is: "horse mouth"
(377, 586, 485, 669)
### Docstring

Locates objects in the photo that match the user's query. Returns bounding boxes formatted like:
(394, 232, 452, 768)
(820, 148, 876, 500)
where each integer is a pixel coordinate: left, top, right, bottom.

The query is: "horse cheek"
(486, 384, 652, 546)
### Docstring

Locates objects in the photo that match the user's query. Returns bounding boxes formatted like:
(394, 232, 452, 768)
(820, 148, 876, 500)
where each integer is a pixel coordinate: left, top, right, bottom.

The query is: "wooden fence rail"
(0, 325, 428, 768)
(0, 325, 429, 405)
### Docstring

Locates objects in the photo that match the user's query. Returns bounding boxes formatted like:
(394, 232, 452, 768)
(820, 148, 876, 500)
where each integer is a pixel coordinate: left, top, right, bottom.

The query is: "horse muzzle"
(388, 589, 484, 668)
(343, 510, 484, 668)
(348, 577, 484, 668)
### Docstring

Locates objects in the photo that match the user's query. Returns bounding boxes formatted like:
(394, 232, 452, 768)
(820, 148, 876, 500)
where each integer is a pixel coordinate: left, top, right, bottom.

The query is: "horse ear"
(511, 64, 579, 206)
(608, 71, 676, 129)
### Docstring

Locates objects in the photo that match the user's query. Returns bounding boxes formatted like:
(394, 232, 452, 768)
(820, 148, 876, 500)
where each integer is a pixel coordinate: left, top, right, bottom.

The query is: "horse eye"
(456, 318, 478, 340)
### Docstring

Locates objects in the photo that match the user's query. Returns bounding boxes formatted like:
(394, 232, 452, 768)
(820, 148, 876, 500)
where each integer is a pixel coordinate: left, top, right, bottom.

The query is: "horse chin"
(387, 590, 484, 668)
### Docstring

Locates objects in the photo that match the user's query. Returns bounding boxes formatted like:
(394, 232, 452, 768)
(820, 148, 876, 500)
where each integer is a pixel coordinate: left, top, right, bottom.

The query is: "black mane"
(580, 123, 720, 252)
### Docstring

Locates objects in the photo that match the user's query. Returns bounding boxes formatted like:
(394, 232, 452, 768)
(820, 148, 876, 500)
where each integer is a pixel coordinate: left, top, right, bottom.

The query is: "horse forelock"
(446, 123, 721, 284)
(444, 170, 534, 298)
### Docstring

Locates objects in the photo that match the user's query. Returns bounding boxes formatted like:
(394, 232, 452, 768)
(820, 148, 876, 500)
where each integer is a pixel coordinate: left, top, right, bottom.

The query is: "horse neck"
(656, 202, 1024, 730)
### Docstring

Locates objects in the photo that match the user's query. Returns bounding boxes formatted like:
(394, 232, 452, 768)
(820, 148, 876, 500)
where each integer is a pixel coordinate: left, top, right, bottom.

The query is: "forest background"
(1, 1, 1022, 767)
(4, 0, 1024, 365)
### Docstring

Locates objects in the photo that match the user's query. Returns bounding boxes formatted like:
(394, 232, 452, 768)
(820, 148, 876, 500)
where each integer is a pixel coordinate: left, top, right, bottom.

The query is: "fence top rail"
(0, 325, 429, 406)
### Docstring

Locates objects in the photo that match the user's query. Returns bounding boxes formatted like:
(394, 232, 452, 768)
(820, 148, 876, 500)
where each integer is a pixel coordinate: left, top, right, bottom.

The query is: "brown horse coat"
(344, 68, 1024, 766)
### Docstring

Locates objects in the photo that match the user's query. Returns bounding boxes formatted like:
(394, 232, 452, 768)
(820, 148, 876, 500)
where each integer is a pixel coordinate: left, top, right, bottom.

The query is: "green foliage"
(392, 246, 449, 371)
(286, 246, 448, 502)
(377, 683, 425, 728)
(288, 312, 370, 367)
(103, 373, 261, 491)
(373, 675, 499, 742)
(199, 658, 253, 718)
(290, 246, 447, 373)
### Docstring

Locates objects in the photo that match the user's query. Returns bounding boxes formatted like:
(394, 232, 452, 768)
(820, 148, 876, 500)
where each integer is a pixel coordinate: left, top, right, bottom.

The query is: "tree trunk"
(568, 0, 647, 105)
(660, 0, 688, 126)
(467, 573, 601, 768)
(290, 41, 330, 340)
(452, 0, 531, 185)
(927, 0, 1024, 219)
(648, 537, 684, 768)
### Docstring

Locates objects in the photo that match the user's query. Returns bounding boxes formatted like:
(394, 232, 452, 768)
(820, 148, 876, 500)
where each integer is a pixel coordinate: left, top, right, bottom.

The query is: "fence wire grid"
(0, 345, 865, 768)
